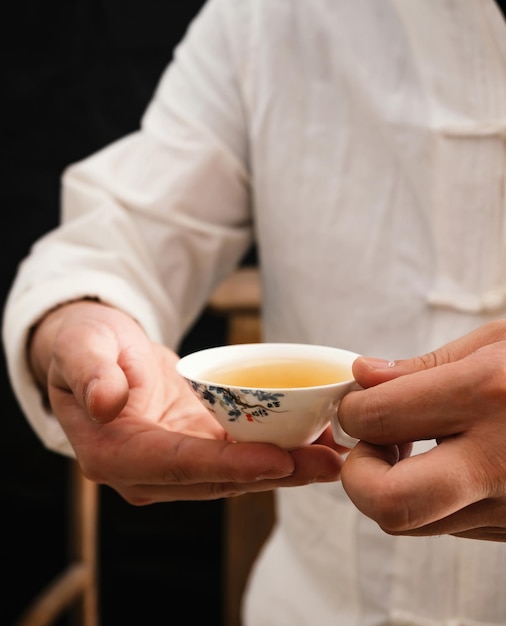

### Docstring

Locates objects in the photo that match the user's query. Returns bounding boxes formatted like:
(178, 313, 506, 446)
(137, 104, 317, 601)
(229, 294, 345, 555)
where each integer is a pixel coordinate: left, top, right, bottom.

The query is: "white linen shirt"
(4, 1, 506, 624)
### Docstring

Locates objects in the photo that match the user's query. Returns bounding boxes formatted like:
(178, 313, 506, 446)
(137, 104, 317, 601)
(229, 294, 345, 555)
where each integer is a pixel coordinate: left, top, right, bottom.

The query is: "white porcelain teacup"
(176, 342, 360, 449)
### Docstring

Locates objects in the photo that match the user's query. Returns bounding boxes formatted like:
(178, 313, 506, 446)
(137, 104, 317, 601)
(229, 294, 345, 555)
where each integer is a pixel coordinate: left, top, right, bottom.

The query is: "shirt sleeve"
(2, 0, 253, 456)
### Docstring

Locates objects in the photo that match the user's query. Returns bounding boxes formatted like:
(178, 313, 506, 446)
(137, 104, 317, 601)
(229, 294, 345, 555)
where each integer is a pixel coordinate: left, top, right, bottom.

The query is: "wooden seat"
(14, 460, 99, 626)
(207, 266, 276, 626)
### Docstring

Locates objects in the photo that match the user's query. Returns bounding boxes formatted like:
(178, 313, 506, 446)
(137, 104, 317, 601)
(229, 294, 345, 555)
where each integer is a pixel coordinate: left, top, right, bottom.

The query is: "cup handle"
(331, 382, 362, 448)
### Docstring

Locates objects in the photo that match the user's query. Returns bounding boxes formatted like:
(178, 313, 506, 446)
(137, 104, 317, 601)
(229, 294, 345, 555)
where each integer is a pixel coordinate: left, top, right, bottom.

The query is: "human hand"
(29, 300, 345, 504)
(338, 320, 506, 541)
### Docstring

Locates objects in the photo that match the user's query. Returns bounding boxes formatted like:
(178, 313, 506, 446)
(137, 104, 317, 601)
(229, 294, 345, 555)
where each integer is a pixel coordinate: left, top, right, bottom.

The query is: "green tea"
(204, 358, 351, 388)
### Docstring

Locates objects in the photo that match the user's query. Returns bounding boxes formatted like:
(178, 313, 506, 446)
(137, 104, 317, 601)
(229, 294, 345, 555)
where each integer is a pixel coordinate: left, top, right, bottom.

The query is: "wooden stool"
(14, 460, 99, 626)
(208, 267, 276, 626)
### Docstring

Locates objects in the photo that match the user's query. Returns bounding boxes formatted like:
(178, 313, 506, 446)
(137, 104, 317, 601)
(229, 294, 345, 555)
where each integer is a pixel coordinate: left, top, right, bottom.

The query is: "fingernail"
(361, 357, 396, 370)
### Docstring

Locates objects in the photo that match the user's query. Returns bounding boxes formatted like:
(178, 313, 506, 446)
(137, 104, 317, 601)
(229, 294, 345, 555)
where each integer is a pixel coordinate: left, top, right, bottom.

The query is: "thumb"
(352, 320, 506, 388)
(82, 362, 131, 423)
(48, 346, 131, 424)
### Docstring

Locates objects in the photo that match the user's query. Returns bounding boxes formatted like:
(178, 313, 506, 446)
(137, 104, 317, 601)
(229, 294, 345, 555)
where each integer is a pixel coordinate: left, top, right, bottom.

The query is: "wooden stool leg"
(14, 461, 100, 626)
(223, 492, 275, 626)
(69, 461, 99, 626)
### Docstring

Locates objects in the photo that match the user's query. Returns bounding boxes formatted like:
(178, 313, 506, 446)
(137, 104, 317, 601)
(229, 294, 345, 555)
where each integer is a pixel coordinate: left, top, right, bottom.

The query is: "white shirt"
(4, 1, 506, 623)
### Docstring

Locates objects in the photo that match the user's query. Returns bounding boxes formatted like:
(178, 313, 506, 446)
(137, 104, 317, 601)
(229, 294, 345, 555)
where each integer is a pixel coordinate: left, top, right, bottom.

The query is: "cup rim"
(176, 342, 360, 391)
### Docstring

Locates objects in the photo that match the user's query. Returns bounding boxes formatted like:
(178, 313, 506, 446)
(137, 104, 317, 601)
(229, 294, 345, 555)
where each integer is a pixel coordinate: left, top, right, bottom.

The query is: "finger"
(381, 498, 506, 541)
(340, 439, 485, 532)
(137, 434, 342, 486)
(70, 415, 343, 502)
(72, 421, 295, 484)
(452, 527, 506, 541)
(338, 347, 505, 444)
(120, 443, 344, 504)
(352, 320, 506, 389)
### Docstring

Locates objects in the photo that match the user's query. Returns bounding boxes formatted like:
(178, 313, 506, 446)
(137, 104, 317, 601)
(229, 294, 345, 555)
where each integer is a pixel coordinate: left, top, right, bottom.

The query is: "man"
(4, 1, 506, 623)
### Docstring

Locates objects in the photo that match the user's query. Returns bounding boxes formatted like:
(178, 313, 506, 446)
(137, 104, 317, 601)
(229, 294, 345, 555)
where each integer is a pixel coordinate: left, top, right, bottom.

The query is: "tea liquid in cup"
(204, 357, 353, 388)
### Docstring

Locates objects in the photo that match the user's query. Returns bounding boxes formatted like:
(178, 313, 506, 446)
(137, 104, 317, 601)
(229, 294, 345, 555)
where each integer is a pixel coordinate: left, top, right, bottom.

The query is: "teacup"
(176, 342, 360, 449)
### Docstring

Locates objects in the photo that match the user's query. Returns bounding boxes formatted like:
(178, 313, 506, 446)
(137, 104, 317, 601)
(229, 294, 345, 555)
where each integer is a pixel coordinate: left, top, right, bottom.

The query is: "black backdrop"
(1, 2, 232, 624)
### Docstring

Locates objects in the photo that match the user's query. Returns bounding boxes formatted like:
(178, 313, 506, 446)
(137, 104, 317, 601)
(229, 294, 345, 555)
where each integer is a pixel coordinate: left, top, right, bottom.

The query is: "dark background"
(1, 2, 234, 624)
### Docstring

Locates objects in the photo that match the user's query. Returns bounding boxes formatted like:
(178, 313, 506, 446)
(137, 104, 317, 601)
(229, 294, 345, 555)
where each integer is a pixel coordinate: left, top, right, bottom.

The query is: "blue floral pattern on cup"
(187, 380, 287, 423)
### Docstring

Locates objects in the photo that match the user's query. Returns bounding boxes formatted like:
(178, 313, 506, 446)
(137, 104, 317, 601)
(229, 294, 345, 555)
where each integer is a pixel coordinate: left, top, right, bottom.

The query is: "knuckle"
(482, 319, 506, 342)
(463, 440, 506, 499)
(162, 462, 191, 485)
(367, 483, 415, 532)
(413, 349, 446, 370)
(353, 394, 391, 443)
(354, 470, 416, 534)
(470, 360, 506, 415)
